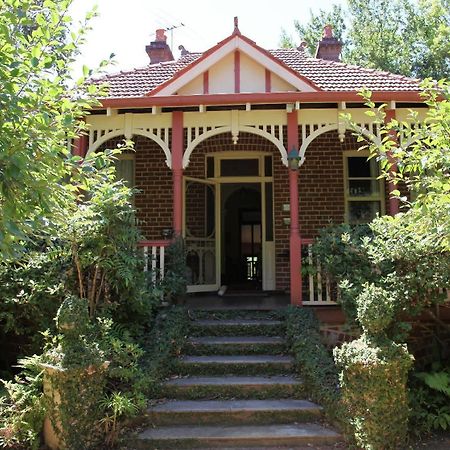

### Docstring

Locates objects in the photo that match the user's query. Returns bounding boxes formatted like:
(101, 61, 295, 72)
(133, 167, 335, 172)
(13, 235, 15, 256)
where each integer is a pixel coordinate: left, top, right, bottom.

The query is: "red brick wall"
(299, 130, 349, 238)
(98, 129, 367, 291)
(98, 135, 173, 240)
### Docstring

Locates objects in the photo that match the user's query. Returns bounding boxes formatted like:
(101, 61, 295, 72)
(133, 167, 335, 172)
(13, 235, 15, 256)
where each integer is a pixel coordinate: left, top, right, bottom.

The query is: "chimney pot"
(323, 24, 333, 39)
(155, 28, 167, 42)
(315, 24, 342, 62)
(146, 29, 174, 64)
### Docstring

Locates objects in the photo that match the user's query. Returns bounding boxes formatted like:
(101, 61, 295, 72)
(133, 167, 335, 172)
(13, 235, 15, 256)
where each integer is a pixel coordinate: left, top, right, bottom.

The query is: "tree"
(322, 80, 450, 450)
(0, 0, 106, 259)
(281, 0, 450, 80)
(280, 4, 346, 56)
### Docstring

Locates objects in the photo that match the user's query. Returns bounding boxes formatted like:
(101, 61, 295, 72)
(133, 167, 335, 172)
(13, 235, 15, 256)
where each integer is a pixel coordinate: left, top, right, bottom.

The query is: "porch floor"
(183, 294, 346, 325)
(184, 293, 290, 310)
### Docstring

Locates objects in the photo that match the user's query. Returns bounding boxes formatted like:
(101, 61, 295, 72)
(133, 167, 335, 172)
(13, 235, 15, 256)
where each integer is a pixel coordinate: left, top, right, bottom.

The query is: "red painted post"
(287, 110, 302, 306)
(234, 51, 240, 93)
(265, 69, 271, 93)
(172, 111, 184, 236)
(385, 108, 399, 215)
(203, 71, 209, 95)
(73, 134, 88, 158)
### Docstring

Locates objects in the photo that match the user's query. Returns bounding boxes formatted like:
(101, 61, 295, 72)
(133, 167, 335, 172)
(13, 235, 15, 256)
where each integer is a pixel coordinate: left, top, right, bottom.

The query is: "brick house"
(75, 19, 426, 306)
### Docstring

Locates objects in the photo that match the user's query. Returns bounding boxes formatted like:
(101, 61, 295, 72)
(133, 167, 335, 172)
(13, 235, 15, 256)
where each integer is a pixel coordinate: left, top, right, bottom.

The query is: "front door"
(183, 177, 220, 292)
(221, 183, 262, 290)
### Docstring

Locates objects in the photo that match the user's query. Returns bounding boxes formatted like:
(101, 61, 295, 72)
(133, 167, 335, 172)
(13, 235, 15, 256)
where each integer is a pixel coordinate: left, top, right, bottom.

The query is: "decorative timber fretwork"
(83, 108, 426, 170)
(182, 110, 289, 168)
(86, 113, 172, 167)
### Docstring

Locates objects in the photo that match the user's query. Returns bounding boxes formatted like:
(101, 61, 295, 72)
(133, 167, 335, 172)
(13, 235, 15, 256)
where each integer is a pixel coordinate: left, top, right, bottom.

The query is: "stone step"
(146, 399, 322, 426)
(190, 319, 285, 337)
(133, 423, 341, 448)
(176, 355, 294, 376)
(185, 336, 286, 355)
(161, 375, 304, 400)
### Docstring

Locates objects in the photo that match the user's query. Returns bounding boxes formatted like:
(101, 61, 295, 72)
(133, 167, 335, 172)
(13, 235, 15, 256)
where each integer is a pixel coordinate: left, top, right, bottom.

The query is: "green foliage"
(312, 224, 374, 322)
(280, 4, 346, 56)
(142, 306, 190, 395)
(0, 355, 45, 450)
(158, 237, 188, 304)
(334, 336, 413, 449)
(41, 299, 150, 449)
(0, 0, 111, 259)
(285, 307, 340, 411)
(355, 284, 397, 336)
(0, 245, 68, 372)
(326, 81, 450, 448)
(410, 365, 450, 433)
(283, 0, 450, 79)
(99, 392, 139, 447)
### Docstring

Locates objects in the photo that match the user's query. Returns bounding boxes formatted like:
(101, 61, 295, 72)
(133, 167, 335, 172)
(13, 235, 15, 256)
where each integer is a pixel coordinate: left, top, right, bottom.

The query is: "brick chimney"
(146, 29, 174, 64)
(315, 25, 342, 62)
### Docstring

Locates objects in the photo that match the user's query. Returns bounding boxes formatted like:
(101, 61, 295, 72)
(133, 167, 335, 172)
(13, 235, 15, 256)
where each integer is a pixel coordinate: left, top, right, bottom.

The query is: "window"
(344, 153, 384, 223)
(114, 154, 135, 188)
(220, 158, 259, 177)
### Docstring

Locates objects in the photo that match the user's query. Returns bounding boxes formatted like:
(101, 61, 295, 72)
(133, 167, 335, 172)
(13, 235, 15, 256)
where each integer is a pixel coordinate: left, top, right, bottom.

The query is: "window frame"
(114, 153, 136, 189)
(343, 150, 385, 224)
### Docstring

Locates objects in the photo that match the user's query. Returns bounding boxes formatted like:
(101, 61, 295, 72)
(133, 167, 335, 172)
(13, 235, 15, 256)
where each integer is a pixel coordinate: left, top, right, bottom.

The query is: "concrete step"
(133, 423, 341, 448)
(186, 336, 286, 355)
(191, 319, 285, 337)
(146, 399, 322, 426)
(176, 355, 294, 376)
(161, 375, 304, 400)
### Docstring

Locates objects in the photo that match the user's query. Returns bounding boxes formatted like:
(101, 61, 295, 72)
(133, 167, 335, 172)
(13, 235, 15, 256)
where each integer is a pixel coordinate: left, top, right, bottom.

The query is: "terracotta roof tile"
(93, 48, 421, 99)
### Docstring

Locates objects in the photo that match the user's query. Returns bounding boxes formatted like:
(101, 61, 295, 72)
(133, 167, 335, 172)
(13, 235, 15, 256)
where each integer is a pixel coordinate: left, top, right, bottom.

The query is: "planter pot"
(41, 362, 109, 450)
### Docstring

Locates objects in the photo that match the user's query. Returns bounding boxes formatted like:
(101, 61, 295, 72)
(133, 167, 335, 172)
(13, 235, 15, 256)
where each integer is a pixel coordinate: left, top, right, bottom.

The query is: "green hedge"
(142, 306, 190, 395)
(285, 307, 340, 412)
(334, 336, 413, 450)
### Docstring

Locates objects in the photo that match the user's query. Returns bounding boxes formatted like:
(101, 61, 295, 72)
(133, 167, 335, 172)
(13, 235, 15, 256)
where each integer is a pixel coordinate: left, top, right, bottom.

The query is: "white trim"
(183, 125, 288, 169)
(299, 123, 381, 161)
(87, 128, 172, 168)
(153, 35, 317, 96)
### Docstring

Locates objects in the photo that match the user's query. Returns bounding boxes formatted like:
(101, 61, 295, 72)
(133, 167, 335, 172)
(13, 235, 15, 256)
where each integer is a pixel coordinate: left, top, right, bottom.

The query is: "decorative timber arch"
(86, 128, 172, 168)
(182, 125, 288, 169)
(298, 122, 382, 162)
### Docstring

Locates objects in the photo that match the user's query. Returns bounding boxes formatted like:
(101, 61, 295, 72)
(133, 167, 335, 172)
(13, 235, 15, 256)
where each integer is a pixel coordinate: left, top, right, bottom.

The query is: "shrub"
(142, 306, 190, 395)
(409, 363, 450, 434)
(334, 336, 413, 450)
(0, 246, 68, 375)
(0, 355, 45, 450)
(285, 307, 340, 411)
(312, 223, 374, 323)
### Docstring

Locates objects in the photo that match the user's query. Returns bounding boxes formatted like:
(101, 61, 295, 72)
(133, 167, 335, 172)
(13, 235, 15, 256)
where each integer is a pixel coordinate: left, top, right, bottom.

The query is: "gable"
(177, 51, 301, 95)
(150, 34, 319, 96)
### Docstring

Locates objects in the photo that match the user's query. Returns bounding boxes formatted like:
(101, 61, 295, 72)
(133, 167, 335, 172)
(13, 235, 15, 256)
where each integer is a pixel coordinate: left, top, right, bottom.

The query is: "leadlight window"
(344, 153, 384, 223)
(220, 158, 259, 177)
(115, 155, 135, 188)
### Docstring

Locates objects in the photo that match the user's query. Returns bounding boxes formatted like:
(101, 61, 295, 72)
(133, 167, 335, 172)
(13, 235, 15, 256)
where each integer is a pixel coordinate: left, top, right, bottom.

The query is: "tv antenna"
(165, 23, 185, 51)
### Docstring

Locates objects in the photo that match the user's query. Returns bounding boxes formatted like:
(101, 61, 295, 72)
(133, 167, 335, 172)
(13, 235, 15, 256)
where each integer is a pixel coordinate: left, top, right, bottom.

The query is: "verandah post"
(172, 111, 184, 236)
(287, 110, 302, 306)
(73, 134, 87, 158)
(385, 107, 400, 216)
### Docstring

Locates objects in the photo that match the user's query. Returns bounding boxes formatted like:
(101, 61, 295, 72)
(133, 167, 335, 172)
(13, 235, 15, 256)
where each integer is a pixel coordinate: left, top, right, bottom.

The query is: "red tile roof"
(94, 48, 421, 99)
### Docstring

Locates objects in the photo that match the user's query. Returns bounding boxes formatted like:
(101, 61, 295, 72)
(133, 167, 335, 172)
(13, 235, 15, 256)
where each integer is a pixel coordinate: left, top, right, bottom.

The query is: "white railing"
(138, 240, 170, 282)
(302, 239, 337, 306)
(185, 237, 217, 292)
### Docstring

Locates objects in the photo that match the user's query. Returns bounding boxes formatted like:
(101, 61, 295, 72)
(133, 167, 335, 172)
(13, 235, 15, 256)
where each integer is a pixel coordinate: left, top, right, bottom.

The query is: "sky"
(70, 0, 345, 75)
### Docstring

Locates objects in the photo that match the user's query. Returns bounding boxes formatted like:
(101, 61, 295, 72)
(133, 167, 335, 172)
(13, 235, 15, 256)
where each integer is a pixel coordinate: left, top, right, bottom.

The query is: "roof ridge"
(304, 55, 420, 83)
